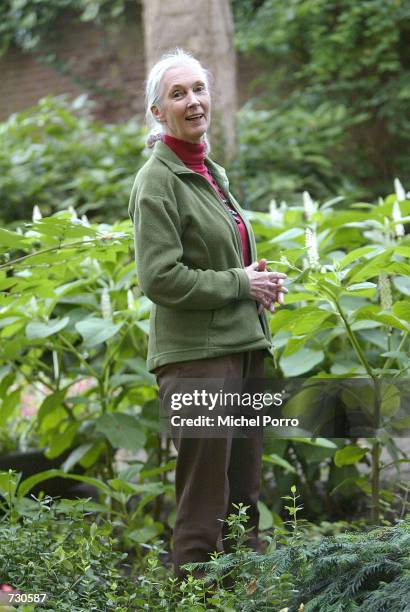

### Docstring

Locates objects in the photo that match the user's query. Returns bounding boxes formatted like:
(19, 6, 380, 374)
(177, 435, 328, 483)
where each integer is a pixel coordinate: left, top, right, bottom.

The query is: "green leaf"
(262, 453, 296, 473)
(346, 282, 377, 291)
(0, 229, 28, 249)
(257, 500, 273, 530)
(290, 310, 333, 335)
(26, 317, 69, 339)
(393, 301, 410, 323)
(269, 228, 305, 243)
(292, 437, 337, 449)
(353, 306, 409, 331)
(0, 389, 21, 425)
(395, 246, 410, 258)
(75, 317, 123, 346)
(393, 276, 410, 295)
(0, 470, 21, 499)
(334, 445, 368, 467)
(19, 469, 111, 498)
(339, 246, 380, 269)
(280, 348, 325, 376)
(45, 422, 78, 459)
(61, 443, 95, 472)
(95, 413, 146, 451)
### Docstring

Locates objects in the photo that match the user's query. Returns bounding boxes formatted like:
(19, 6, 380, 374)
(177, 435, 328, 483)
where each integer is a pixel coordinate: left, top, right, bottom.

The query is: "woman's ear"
(151, 104, 165, 123)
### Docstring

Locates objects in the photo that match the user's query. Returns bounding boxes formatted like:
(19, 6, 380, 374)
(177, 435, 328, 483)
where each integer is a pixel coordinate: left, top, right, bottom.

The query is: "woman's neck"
(163, 134, 206, 171)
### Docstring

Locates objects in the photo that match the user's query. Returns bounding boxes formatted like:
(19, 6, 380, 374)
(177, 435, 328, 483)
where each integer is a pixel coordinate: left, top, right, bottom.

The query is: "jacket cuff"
(235, 268, 251, 299)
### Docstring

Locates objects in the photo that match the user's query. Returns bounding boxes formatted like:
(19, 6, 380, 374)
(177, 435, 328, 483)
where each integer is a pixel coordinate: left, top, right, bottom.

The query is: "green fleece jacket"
(128, 140, 271, 372)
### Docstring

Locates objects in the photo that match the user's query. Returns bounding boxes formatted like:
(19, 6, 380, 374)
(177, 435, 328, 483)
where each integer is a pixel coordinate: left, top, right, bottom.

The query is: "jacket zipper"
(190, 172, 246, 267)
(192, 173, 271, 342)
(172, 165, 270, 342)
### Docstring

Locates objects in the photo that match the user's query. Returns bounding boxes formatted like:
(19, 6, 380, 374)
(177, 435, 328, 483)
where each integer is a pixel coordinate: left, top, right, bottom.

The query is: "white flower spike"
(394, 178, 406, 202)
(303, 191, 316, 220)
(32, 205, 42, 222)
(305, 227, 320, 268)
(392, 200, 405, 238)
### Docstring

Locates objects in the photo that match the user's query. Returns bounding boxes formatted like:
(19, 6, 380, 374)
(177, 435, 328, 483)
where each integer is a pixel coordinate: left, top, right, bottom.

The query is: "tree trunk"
(141, 0, 237, 163)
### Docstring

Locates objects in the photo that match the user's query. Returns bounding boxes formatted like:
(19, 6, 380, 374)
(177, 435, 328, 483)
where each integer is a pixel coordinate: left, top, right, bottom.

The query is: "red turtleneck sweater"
(163, 134, 250, 266)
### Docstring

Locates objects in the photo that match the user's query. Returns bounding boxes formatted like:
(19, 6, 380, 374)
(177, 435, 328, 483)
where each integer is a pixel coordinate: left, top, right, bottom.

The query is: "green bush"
(0, 492, 137, 611)
(232, 0, 410, 207)
(3, 476, 408, 612)
(0, 95, 146, 224)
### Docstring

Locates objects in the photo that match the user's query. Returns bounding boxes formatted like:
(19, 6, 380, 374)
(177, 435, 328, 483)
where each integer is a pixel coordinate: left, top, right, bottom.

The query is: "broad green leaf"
(353, 306, 409, 331)
(346, 282, 377, 291)
(393, 276, 410, 296)
(61, 443, 94, 472)
(334, 445, 368, 467)
(269, 309, 294, 334)
(379, 383, 401, 417)
(140, 460, 176, 480)
(45, 422, 78, 459)
(347, 249, 394, 283)
(257, 500, 273, 530)
(95, 413, 146, 451)
(292, 437, 337, 449)
(136, 319, 150, 335)
(290, 310, 333, 335)
(38, 389, 67, 426)
(26, 317, 69, 339)
(75, 317, 123, 346)
(107, 480, 164, 496)
(280, 348, 324, 376)
(19, 469, 112, 497)
(262, 453, 296, 473)
(269, 228, 305, 243)
(339, 246, 380, 269)
(40, 406, 67, 433)
(283, 336, 307, 357)
(0, 229, 28, 249)
(127, 523, 161, 544)
(0, 389, 21, 425)
(282, 384, 321, 418)
(393, 301, 410, 323)
(79, 440, 106, 468)
(395, 246, 410, 258)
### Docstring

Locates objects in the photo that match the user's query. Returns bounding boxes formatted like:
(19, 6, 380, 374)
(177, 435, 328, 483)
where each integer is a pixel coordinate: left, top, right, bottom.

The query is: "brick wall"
(0, 4, 260, 125)
(0, 4, 146, 123)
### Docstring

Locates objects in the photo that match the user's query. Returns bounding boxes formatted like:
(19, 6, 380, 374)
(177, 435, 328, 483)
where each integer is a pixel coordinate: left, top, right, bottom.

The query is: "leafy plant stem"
(0, 235, 129, 272)
(332, 297, 375, 380)
(382, 331, 409, 372)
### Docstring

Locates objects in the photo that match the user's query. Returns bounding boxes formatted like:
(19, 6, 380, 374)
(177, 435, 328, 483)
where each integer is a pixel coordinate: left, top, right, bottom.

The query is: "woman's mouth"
(186, 114, 204, 122)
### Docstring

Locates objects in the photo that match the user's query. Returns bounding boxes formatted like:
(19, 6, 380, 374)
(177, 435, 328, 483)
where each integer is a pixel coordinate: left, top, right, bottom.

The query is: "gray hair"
(144, 48, 212, 151)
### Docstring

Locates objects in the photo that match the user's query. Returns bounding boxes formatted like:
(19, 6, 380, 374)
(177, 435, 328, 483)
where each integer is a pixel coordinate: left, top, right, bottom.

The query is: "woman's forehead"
(162, 65, 206, 90)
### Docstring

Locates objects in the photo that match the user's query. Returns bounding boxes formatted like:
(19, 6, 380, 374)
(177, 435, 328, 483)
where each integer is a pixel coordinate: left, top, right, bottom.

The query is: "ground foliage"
(1, 479, 409, 611)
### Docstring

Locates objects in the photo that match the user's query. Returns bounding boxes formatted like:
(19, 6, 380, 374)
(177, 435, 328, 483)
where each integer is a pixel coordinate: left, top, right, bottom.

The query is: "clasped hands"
(245, 259, 288, 315)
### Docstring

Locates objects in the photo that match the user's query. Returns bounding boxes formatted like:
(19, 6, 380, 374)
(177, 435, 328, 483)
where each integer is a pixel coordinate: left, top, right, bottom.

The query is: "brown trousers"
(154, 350, 265, 579)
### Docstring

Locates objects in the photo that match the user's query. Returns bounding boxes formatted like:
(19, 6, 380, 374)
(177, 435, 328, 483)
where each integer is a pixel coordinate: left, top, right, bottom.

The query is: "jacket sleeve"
(129, 191, 251, 310)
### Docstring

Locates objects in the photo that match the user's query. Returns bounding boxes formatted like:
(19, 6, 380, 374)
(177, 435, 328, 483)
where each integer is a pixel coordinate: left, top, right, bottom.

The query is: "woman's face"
(152, 64, 211, 144)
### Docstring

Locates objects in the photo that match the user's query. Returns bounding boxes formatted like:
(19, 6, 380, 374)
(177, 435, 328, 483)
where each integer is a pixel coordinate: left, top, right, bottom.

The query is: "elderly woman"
(128, 49, 286, 580)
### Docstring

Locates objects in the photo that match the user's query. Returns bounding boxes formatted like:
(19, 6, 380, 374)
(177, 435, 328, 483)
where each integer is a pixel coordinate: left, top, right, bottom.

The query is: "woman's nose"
(186, 91, 200, 106)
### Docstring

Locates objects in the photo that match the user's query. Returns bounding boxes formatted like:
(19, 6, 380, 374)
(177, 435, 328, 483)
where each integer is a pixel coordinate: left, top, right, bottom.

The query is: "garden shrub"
(232, 0, 410, 207)
(0, 95, 146, 224)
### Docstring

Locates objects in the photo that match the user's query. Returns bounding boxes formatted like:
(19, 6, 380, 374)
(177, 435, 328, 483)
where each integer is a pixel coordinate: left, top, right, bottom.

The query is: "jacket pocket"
(155, 306, 213, 353)
(209, 299, 265, 348)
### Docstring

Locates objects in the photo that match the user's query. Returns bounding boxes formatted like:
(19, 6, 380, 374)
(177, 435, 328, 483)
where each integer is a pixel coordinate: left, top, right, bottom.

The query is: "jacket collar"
(152, 140, 230, 192)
